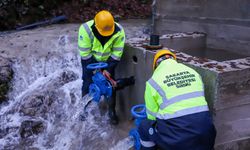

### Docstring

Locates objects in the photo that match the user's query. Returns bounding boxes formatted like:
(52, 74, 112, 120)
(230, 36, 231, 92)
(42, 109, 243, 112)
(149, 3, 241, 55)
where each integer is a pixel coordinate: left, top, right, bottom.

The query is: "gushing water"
(111, 136, 134, 150)
(0, 32, 134, 149)
(0, 21, 157, 149)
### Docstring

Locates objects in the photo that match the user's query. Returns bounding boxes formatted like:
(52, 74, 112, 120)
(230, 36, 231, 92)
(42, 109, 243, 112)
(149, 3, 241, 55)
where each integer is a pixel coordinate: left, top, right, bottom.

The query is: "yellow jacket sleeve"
(78, 24, 92, 60)
(111, 26, 125, 61)
(144, 82, 159, 120)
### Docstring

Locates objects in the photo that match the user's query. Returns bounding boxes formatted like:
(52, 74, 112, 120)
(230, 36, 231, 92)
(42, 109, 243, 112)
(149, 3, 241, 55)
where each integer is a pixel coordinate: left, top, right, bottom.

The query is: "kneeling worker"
(138, 49, 216, 150)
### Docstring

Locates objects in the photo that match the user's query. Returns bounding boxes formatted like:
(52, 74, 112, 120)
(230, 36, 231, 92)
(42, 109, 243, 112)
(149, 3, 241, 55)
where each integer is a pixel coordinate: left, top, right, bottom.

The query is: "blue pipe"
(16, 15, 67, 30)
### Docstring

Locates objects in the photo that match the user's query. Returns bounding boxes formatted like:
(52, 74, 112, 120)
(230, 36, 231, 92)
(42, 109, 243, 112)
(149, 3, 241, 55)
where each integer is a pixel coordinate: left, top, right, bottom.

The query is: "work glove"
(102, 70, 111, 77)
(102, 70, 117, 88)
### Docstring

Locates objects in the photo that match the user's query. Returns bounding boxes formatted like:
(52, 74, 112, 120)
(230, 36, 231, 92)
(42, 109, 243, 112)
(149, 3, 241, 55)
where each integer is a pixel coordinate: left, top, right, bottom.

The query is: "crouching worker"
(138, 49, 216, 150)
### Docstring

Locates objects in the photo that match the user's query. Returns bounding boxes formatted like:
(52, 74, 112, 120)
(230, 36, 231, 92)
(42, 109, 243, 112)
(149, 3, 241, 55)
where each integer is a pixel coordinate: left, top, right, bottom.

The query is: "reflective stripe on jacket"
(145, 59, 208, 120)
(78, 20, 125, 61)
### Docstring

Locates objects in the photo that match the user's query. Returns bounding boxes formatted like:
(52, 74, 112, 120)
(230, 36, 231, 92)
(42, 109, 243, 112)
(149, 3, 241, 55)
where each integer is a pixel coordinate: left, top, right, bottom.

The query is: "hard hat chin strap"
(156, 55, 174, 68)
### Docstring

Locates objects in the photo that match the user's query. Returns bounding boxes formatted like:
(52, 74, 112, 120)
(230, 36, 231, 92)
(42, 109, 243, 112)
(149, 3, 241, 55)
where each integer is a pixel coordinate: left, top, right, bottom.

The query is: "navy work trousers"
(138, 111, 216, 150)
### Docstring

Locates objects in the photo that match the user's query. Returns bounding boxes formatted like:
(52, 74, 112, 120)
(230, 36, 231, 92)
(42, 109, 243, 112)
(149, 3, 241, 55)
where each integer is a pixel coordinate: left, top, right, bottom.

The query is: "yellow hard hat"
(94, 10, 115, 36)
(153, 49, 177, 70)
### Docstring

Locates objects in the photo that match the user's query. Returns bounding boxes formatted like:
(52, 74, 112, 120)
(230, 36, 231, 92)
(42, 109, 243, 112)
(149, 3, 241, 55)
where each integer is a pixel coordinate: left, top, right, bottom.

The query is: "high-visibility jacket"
(145, 59, 209, 120)
(78, 20, 125, 62)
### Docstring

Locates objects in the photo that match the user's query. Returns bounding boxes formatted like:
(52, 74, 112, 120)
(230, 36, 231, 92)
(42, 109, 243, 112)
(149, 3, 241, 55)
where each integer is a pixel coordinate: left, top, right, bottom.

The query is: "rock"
(49, 70, 78, 88)
(1, 69, 79, 149)
(19, 120, 45, 138)
(19, 92, 54, 117)
(0, 56, 13, 103)
(19, 70, 78, 117)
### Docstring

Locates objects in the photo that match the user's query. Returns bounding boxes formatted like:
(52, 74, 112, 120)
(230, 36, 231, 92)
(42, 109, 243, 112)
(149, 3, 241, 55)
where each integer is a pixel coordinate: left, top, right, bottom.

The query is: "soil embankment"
(0, 0, 152, 31)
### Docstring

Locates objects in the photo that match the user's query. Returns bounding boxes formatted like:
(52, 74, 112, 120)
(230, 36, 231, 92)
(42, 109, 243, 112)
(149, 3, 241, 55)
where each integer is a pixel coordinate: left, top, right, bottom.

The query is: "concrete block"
(125, 35, 250, 149)
(155, 0, 250, 56)
(156, 0, 250, 19)
(218, 68, 250, 101)
(215, 137, 250, 150)
(160, 33, 206, 52)
(185, 64, 218, 109)
(155, 19, 250, 56)
(215, 118, 250, 150)
(116, 45, 154, 120)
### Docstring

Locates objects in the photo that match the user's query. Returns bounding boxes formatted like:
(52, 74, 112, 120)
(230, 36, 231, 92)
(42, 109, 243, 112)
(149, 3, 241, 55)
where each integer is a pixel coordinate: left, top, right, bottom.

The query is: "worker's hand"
(111, 80, 117, 88)
(102, 70, 117, 88)
(102, 70, 111, 77)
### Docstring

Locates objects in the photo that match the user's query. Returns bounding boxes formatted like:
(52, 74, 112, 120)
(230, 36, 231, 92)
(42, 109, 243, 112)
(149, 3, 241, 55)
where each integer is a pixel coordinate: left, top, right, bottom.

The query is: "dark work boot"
(108, 109, 119, 125)
(107, 91, 118, 125)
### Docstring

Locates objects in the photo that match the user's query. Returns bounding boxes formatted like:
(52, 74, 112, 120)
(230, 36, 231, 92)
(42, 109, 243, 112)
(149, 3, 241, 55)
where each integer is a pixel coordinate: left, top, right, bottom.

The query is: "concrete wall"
(155, 0, 250, 56)
(120, 34, 250, 149)
(116, 45, 218, 117)
(116, 45, 154, 119)
(160, 33, 206, 54)
(214, 67, 250, 150)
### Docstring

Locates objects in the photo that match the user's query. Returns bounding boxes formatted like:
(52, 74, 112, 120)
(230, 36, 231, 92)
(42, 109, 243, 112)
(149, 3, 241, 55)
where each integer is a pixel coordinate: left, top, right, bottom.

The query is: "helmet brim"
(96, 25, 115, 36)
(153, 49, 176, 70)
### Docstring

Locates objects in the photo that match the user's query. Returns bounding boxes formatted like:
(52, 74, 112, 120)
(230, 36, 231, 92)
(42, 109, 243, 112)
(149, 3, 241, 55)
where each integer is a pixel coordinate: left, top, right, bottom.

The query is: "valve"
(86, 62, 108, 70)
(87, 62, 112, 103)
(129, 104, 147, 150)
(131, 104, 147, 127)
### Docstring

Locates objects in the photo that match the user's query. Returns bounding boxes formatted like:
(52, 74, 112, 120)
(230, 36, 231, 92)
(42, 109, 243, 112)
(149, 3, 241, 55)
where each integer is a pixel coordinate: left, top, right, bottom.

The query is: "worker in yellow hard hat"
(78, 10, 134, 125)
(138, 49, 216, 149)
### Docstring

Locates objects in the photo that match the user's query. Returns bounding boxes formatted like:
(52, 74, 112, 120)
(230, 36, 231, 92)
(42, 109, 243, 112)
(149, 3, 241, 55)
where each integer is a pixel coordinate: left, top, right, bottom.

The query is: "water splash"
(0, 58, 132, 150)
(0, 33, 133, 150)
(111, 136, 134, 150)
